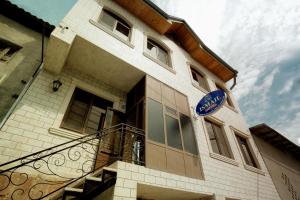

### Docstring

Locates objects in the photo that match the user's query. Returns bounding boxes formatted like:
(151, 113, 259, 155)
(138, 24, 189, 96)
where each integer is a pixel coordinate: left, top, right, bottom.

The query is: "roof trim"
(250, 123, 300, 161)
(143, 0, 238, 75)
(0, 1, 55, 37)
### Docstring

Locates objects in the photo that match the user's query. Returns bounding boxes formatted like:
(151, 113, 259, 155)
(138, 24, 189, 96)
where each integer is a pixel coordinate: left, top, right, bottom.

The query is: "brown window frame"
(190, 67, 209, 91)
(99, 9, 132, 41)
(204, 119, 232, 158)
(60, 88, 113, 134)
(235, 134, 258, 168)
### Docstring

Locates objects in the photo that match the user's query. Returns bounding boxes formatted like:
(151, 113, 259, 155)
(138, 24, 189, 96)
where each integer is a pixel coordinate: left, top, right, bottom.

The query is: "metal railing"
(0, 123, 144, 200)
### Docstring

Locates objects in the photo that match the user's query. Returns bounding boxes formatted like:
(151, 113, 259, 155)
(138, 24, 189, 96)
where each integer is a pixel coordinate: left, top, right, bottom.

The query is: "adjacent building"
(250, 124, 300, 200)
(0, 0, 282, 199)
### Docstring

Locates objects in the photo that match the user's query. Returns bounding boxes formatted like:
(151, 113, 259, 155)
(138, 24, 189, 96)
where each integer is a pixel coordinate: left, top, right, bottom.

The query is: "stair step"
(86, 176, 102, 182)
(92, 166, 117, 177)
(64, 187, 83, 193)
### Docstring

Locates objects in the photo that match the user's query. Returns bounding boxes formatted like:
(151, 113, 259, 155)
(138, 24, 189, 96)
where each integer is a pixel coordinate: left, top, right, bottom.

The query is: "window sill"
(244, 164, 265, 175)
(143, 52, 176, 74)
(49, 127, 84, 140)
(192, 82, 209, 94)
(89, 19, 134, 49)
(209, 152, 239, 166)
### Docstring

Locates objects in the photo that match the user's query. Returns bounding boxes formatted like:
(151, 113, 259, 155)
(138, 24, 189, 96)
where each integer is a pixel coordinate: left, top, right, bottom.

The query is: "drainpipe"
(230, 74, 237, 90)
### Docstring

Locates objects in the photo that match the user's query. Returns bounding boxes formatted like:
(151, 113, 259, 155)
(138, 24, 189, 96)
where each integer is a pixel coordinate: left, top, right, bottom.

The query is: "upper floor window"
(216, 84, 234, 107)
(204, 119, 232, 158)
(235, 134, 258, 168)
(99, 9, 131, 41)
(190, 67, 209, 91)
(0, 38, 21, 62)
(146, 38, 169, 66)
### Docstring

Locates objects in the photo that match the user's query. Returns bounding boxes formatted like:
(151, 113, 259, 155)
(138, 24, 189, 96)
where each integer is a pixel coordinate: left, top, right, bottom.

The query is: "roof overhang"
(250, 124, 300, 160)
(113, 0, 238, 82)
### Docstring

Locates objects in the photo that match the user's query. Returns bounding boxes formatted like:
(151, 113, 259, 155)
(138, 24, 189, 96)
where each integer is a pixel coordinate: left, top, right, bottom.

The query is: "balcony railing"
(0, 123, 144, 200)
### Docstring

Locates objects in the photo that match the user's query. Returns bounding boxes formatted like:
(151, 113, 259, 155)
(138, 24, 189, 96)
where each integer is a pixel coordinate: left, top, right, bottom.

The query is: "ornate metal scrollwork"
(0, 123, 144, 200)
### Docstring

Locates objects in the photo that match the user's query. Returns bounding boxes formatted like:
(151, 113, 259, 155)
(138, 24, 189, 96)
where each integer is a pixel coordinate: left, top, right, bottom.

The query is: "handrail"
(0, 123, 145, 200)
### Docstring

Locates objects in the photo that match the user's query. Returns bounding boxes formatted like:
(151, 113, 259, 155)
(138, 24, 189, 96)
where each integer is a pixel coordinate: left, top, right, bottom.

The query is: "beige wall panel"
(175, 91, 189, 116)
(161, 84, 176, 108)
(146, 76, 162, 102)
(166, 149, 185, 176)
(184, 154, 203, 179)
(146, 142, 167, 171)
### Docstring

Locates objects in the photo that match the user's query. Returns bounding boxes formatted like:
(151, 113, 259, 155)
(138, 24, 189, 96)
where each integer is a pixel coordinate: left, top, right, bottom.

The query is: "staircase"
(57, 167, 117, 200)
(0, 123, 144, 200)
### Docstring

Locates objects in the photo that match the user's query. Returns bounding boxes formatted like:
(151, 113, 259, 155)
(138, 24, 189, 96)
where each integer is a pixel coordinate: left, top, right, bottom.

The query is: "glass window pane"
(213, 124, 231, 158)
(62, 89, 92, 132)
(211, 139, 220, 154)
(237, 135, 257, 167)
(180, 114, 198, 154)
(116, 22, 130, 38)
(157, 48, 168, 65)
(166, 115, 182, 149)
(191, 70, 198, 82)
(147, 41, 157, 58)
(147, 98, 165, 144)
(100, 11, 116, 30)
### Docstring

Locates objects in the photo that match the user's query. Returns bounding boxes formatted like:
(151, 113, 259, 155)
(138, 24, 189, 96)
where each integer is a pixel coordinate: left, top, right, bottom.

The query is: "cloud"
(150, 0, 300, 144)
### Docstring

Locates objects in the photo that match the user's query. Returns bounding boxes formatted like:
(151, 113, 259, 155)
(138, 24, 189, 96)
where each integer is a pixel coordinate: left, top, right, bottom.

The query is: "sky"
(9, 0, 77, 25)
(151, 0, 300, 145)
(9, 0, 300, 145)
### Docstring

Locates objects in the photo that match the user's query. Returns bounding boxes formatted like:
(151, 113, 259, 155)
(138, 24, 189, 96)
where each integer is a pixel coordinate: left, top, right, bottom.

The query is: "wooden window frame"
(98, 8, 132, 41)
(202, 116, 238, 166)
(204, 118, 232, 158)
(60, 88, 112, 134)
(231, 127, 262, 170)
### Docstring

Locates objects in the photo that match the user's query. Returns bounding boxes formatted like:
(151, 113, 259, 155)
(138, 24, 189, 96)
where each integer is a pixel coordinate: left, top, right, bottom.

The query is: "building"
(0, 1, 54, 125)
(250, 124, 300, 200)
(0, 0, 281, 199)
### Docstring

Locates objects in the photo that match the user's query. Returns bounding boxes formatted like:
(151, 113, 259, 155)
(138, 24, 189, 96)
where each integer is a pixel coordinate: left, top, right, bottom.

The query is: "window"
(61, 88, 113, 134)
(147, 98, 165, 144)
(0, 38, 21, 62)
(146, 38, 169, 66)
(147, 98, 198, 154)
(205, 119, 231, 158)
(99, 9, 131, 41)
(191, 67, 208, 91)
(216, 84, 234, 107)
(235, 134, 258, 168)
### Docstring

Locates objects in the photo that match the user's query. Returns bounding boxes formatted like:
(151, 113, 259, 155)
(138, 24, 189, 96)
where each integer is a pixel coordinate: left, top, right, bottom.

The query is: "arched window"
(146, 38, 170, 66)
(99, 9, 131, 41)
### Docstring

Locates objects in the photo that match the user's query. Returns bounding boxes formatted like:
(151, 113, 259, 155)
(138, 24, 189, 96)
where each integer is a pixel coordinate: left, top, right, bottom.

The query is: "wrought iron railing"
(0, 123, 144, 200)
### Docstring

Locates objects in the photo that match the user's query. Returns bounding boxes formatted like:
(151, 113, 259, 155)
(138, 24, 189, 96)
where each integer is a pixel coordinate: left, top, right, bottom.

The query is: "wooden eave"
(114, 0, 237, 82)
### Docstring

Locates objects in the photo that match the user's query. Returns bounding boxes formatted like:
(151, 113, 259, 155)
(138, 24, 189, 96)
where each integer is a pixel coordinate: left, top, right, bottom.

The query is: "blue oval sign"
(196, 90, 225, 116)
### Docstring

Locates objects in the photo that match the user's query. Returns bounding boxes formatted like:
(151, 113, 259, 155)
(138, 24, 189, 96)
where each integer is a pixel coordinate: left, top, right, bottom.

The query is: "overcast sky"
(151, 0, 300, 145)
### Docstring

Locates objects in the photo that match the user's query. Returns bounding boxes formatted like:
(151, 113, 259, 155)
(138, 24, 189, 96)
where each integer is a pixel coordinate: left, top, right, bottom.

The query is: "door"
(94, 108, 125, 169)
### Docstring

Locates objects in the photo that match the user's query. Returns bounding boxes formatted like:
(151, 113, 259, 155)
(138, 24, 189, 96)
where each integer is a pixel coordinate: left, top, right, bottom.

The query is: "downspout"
(230, 74, 237, 90)
(0, 22, 45, 129)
